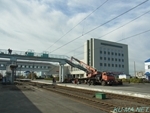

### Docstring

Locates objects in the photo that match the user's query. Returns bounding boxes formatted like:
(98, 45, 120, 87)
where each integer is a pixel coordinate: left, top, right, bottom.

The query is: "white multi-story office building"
(84, 38, 129, 74)
(55, 38, 129, 79)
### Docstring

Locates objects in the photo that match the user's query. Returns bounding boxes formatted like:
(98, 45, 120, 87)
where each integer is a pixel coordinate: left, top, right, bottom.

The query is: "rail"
(29, 82, 149, 113)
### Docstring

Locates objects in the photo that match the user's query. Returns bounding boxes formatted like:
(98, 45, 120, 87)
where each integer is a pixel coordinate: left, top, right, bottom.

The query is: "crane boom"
(71, 56, 100, 78)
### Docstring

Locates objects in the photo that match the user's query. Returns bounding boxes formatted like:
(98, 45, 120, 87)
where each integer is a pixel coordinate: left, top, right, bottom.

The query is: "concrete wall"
(84, 38, 129, 74)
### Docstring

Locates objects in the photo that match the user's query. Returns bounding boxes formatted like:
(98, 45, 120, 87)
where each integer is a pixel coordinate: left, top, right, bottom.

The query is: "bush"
(129, 78, 144, 83)
(44, 77, 59, 81)
(44, 78, 52, 80)
(122, 78, 130, 83)
(121, 78, 149, 83)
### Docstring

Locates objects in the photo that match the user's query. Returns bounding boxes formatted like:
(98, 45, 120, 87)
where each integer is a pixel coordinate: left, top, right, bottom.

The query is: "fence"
(0, 49, 70, 60)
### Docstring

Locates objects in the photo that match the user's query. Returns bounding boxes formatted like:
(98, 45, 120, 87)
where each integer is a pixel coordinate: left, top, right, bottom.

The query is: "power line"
(49, 30, 150, 73)
(34, 29, 150, 75)
(45, 0, 109, 51)
(50, 0, 149, 53)
(74, 29, 150, 57)
(64, 9, 150, 55)
(65, 45, 84, 54)
(117, 29, 150, 42)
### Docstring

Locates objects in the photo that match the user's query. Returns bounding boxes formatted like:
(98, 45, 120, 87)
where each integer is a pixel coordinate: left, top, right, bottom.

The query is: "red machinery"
(71, 56, 122, 86)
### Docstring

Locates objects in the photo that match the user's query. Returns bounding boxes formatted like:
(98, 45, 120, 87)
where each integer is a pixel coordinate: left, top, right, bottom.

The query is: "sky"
(0, 0, 150, 75)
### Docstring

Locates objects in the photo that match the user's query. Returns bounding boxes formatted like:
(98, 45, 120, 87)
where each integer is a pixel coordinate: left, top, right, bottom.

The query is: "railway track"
(15, 81, 149, 113)
(28, 83, 150, 113)
(54, 85, 150, 106)
(43, 86, 115, 113)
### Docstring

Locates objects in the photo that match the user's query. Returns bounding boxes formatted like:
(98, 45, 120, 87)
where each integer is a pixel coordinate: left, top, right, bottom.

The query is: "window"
(100, 51, 102, 54)
(112, 58, 114, 61)
(115, 64, 117, 67)
(104, 51, 106, 54)
(122, 59, 124, 62)
(115, 58, 117, 61)
(148, 65, 150, 69)
(100, 63, 103, 66)
(119, 64, 121, 68)
(118, 53, 120, 56)
(108, 58, 110, 61)
(122, 65, 124, 68)
(104, 63, 107, 66)
(111, 52, 114, 55)
(115, 53, 117, 56)
(104, 57, 106, 60)
(112, 64, 114, 67)
(100, 57, 102, 60)
(119, 59, 121, 62)
(122, 54, 124, 56)
(108, 52, 110, 55)
(108, 64, 110, 67)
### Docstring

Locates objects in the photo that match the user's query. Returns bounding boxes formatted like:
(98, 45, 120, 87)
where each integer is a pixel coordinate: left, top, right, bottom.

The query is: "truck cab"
(101, 72, 116, 85)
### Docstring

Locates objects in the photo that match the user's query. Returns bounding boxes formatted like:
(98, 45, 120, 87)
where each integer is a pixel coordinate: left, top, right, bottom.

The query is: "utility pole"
(134, 61, 136, 77)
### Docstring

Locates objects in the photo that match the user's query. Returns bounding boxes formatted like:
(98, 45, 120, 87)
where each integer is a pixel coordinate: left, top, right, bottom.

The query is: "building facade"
(145, 58, 150, 73)
(84, 38, 129, 74)
(144, 59, 150, 81)
(49, 38, 129, 79)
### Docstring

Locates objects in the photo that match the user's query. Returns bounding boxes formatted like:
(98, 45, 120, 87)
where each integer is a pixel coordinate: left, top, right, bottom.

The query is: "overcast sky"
(0, 0, 150, 75)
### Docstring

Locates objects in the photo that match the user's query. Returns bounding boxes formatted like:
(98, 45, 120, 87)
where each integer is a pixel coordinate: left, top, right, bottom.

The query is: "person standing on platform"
(76, 78, 79, 85)
(8, 48, 12, 54)
(52, 77, 56, 88)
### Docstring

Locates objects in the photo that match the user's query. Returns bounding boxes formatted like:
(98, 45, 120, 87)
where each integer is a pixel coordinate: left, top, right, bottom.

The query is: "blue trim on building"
(145, 72, 150, 76)
(145, 58, 150, 62)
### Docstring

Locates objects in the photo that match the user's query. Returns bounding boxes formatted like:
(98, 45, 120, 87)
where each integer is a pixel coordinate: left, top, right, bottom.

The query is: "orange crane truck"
(71, 57, 122, 86)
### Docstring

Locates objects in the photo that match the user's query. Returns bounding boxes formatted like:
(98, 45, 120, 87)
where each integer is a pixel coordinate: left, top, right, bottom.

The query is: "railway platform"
(31, 79, 150, 99)
(0, 81, 105, 113)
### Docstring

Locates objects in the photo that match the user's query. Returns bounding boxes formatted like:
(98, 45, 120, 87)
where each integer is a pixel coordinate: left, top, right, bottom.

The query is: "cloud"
(0, 0, 150, 75)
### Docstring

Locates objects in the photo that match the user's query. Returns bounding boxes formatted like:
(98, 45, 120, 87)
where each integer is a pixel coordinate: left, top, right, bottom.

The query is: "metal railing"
(0, 49, 70, 60)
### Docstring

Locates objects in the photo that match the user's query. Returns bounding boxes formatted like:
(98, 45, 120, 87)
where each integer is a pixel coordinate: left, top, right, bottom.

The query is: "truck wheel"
(102, 81, 106, 86)
(92, 81, 95, 85)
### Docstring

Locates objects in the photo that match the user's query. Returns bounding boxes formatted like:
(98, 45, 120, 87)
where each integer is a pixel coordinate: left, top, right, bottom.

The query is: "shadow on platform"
(0, 83, 42, 113)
